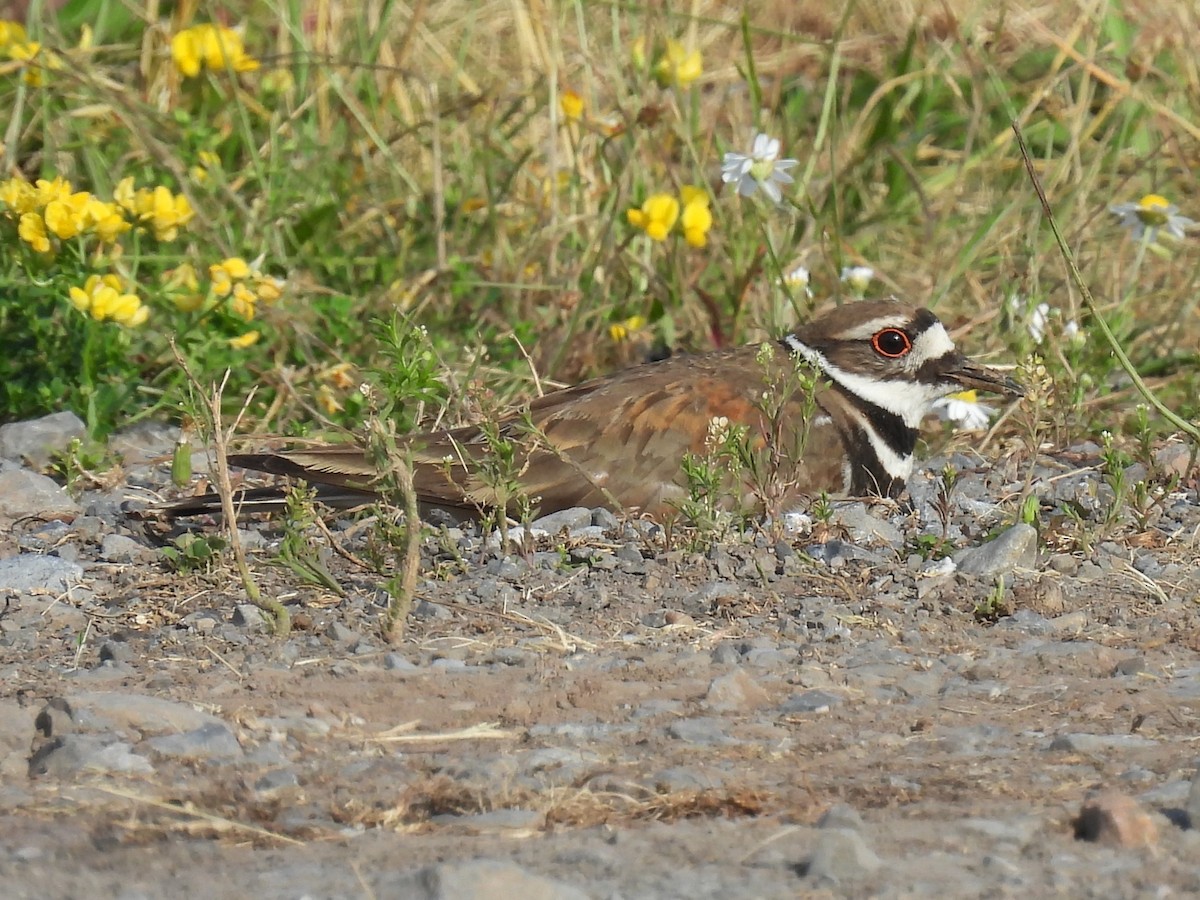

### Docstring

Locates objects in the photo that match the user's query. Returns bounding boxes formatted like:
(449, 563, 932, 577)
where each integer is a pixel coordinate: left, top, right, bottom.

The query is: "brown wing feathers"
(190, 344, 808, 518)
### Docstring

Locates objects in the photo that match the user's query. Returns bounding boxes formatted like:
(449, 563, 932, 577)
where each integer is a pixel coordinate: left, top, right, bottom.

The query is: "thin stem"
(1011, 120, 1199, 444)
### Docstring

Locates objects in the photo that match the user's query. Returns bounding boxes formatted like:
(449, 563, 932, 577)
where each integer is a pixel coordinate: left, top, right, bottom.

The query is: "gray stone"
(996, 609, 1052, 634)
(710, 643, 743, 665)
(255, 768, 300, 792)
(413, 599, 453, 620)
(0, 554, 84, 593)
(1048, 733, 1157, 753)
(590, 507, 619, 530)
(0, 471, 81, 519)
(616, 542, 644, 564)
(954, 524, 1037, 576)
(831, 502, 903, 546)
(1187, 770, 1200, 829)
(384, 652, 420, 672)
(98, 640, 136, 665)
(430, 808, 543, 830)
(781, 690, 842, 714)
(666, 717, 735, 746)
(392, 859, 590, 900)
(817, 803, 865, 831)
(805, 540, 885, 566)
(1047, 554, 1080, 575)
(652, 766, 726, 792)
(233, 605, 272, 632)
(804, 827, 881, 882)
(39, 692, 226, 738)
(0, 411, 85, 469)
(143, 722, 243, 761)
(1155, 442, 1192, 478)
(179, 610, 221, 633)
(531, 506, 593, 535)
(1112, 656, 1150, 677)
(325, 621, 360, 643)
(99, 533, 151, 564)
(702, 668, 770, 713)
(684, 581, 739, 609)
(107, 422, 179, 465)
(29, 735, 154, 777)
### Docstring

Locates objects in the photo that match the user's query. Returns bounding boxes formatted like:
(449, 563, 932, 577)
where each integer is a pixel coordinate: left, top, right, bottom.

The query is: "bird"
(159, 300, 1023, 521)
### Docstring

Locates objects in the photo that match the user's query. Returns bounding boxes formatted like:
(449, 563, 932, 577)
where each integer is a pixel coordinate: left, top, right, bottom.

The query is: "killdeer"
(162, 300, 1022, 520)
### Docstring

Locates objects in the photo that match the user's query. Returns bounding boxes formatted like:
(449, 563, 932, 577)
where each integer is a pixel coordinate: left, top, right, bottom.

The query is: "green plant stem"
(383, 453, 420, 644)
(1011, 120, 1200, 444)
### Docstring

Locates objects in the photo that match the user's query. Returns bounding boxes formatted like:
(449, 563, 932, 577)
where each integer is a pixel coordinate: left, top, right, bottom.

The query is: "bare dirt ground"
(2, 443, 1200, 899)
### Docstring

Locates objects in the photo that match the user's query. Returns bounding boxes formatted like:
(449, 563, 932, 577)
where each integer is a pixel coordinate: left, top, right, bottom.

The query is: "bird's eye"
(872, 328, 912, 358)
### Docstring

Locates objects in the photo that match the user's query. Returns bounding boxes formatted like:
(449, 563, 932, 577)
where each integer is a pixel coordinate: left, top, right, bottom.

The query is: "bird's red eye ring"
(872, 328, 912, 358)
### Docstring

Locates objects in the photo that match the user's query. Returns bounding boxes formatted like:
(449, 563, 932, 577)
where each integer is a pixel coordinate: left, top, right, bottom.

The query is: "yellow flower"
(252, 274, 284, 303)
(69, 274, 148, 327)
(135, 185, 194, 241)
(113, 177, 138, 213)
(316, 384, 342, 415)
(321, 362, 356, 390)
(172, 24, 259, 78)
(8, 40, 48, 86)
(560, 89, 584, 121)
(653, 39, 702, 88)
(33, 176, 73, 208)
(0, 177, 36, 215)
(679, 186, 712, 248)
(229, 331, 261, 349)
(627, 193, 679, 241)
(18, 212, 51, 253)
(0, 20, 28, 50)
(229, 282, 258, 319)
(42, 192, 92, 240)
(212, 256, 251, 280)
(83, 198, 130, 243)
(190, 150, 221, 183)
(609, 315, 648, 342)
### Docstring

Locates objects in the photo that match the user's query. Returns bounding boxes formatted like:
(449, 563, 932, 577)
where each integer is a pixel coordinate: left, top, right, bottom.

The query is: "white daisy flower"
(1062, 319, 1086, 346)
(931, 390, 994, 431)
(781, 265, 812, 297)
(1028, 302, 1050, 344)
(840, 265, 874, 294)
(720, 132, 797, 204)
(1109, 194, 1195, 242)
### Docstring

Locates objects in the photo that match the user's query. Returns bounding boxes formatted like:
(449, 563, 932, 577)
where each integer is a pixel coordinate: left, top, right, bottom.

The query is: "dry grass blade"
(366, 721, 520, 744)
(90, 786, 305, 846)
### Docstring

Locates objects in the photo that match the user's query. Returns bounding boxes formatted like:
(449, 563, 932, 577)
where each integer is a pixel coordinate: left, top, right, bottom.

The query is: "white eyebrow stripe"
(908, 322, 956, 367)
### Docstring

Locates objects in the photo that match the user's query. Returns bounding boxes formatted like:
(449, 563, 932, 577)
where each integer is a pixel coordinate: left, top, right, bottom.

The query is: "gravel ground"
(2, 412, 1200, 899)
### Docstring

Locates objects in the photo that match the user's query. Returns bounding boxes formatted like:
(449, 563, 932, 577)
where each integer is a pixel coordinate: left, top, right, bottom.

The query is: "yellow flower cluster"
(632, 38, 702, 89)
(560, 89, 584, 122)
(0, 174, 194, 253)
(209, 257, 284, 321)
(608, 315, 647, 343)
(68, 274, 149, 327)
(113, 178, 195, 241)
(171, 24, 259, 78)
(626, 186, 712, 247)
(0, 20, 60, 86)
(1, 176, 130, 253)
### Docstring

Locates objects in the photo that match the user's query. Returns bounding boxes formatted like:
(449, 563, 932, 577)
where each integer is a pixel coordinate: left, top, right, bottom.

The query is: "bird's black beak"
(947, 356, 1025, 398)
